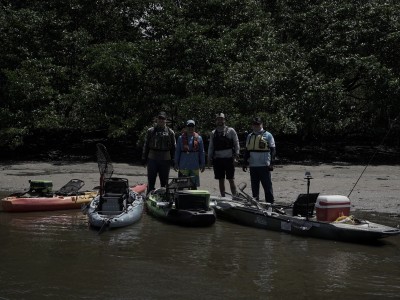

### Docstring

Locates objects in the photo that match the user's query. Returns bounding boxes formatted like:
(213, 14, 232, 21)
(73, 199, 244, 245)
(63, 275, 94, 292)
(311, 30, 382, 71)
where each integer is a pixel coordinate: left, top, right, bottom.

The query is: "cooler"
(315, 195, 351, 222)
(29, 180, 53, 194)
(174, 190, 210, 210)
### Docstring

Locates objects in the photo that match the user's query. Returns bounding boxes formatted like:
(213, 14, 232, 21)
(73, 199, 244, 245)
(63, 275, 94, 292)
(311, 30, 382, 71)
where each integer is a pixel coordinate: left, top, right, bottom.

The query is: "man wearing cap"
(242, 117, 276, 204)
(207, 113, 240, 197)
(174, 120, 205, 188)
(142, 111, 176, 193)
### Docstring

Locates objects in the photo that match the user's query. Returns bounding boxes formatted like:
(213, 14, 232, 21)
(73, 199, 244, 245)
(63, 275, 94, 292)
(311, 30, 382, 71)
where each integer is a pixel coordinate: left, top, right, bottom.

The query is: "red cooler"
(315, 195, 351, 222)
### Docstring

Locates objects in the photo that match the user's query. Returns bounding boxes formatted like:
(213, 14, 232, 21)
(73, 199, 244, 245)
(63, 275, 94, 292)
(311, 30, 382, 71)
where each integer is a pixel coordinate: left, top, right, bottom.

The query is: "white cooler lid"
(316, 195, 350, 206)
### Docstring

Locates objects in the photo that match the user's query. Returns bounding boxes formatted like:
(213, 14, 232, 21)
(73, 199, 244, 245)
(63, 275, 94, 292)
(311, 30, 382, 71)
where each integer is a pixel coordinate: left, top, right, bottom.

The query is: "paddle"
(98, 219, 110, 234)
(236, 182, 288, 215)
(237, 182, 266, 212)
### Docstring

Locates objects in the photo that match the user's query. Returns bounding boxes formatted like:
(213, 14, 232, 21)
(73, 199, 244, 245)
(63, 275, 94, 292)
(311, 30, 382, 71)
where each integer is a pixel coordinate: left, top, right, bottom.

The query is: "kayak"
(1, 192, 98, 212)
(83, 180, 146, 231)
(1, 179, 97, 212)
(212, 182, 400, 243)
(146, 177, 216, 227)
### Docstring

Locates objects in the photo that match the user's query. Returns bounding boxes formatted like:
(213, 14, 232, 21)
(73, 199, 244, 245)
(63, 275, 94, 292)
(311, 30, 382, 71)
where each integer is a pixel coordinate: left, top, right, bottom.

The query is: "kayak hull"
(86, 193, 144, 228)
(213, 196, 400, 243)
(1, 191, 97, 212)
(146, 188, 216, 227)
(84, 184, 146, 229)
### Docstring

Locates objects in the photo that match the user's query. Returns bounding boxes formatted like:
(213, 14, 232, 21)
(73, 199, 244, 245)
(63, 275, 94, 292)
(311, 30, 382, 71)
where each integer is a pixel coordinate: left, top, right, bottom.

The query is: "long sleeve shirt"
(175, 133, 205, 170)
(207, 126, 240, 159)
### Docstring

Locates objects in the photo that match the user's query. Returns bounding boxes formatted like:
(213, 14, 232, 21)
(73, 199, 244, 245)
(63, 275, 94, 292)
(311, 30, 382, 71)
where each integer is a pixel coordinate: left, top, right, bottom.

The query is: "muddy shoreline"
(1, 161, 399, 215)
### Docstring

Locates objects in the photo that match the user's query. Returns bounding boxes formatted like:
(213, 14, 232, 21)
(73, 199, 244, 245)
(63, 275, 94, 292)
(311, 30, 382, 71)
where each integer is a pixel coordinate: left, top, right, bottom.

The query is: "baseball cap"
(252, 117, 263, 124)
(158, 111, 167, 119)
(216, 113, 225, 119)
(186, 120, 195, 126)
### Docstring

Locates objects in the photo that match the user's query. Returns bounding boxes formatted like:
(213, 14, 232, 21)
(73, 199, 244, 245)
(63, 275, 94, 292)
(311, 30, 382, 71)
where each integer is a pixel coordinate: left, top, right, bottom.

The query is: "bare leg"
(228, 179, 237, 196)
(218, 179, 226, 197)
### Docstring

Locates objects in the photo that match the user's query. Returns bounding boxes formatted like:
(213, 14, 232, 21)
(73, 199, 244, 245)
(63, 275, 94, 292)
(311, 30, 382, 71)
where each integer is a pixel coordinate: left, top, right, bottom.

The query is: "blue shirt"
(245, 129, 276, 167)
(175, 133, 205, 170)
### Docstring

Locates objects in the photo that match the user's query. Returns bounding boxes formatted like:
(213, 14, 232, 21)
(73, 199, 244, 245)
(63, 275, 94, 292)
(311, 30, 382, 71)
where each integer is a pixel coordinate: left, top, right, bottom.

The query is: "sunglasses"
(187, 124, 195, 127)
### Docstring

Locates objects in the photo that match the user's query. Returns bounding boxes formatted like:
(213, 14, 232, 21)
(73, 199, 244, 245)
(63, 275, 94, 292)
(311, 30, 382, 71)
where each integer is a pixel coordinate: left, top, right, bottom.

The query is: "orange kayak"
(1, 191, 98, 212)
(1, 183, 146, 212)
(130, 183, 147, 195)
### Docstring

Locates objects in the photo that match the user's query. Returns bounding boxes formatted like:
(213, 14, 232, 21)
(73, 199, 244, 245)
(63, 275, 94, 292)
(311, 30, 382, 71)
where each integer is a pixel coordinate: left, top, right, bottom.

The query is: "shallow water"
(0, 194, 399, 300)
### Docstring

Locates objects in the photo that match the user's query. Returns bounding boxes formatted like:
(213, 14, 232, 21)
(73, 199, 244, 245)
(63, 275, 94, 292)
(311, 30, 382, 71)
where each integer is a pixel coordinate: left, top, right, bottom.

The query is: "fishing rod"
(348, 113, 399, 198)
(305, 171, 312, 221)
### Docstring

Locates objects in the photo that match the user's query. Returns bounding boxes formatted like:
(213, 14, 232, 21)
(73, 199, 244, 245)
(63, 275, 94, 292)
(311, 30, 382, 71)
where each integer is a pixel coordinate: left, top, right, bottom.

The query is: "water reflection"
(7, 213, 86, 232)
(0, 208, 399, 299)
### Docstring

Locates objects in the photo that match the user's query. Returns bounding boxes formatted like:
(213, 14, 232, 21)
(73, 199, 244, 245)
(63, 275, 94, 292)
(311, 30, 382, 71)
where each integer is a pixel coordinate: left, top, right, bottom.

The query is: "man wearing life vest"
(142, 111, 176, 194)
(207, 113, 240, 197)
(242, 117, 276, 204)
(174, 120, 206, 188)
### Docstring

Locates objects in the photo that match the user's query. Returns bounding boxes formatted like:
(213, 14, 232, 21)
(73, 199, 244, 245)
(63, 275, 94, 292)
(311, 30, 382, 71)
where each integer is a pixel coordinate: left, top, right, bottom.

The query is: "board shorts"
(178, 169, 200, 187)
(213, 157, 235, 180)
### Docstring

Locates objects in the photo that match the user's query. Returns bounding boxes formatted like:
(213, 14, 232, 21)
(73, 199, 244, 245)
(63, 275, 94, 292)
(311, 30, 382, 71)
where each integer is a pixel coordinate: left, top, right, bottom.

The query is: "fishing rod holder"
(304, 171, 313, 220)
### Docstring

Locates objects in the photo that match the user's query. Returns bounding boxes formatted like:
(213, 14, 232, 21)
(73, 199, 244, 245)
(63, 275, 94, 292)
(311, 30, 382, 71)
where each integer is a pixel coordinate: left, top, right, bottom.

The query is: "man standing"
(142, 111, 176, 193)
(174, 120, 206, 188)
(207, 113, 240, 197)
(242, 117, 276, 204)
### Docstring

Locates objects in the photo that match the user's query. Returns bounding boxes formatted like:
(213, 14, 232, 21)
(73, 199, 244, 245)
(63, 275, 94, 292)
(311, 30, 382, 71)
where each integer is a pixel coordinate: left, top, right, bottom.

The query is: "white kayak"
(83, 179, 146, 232)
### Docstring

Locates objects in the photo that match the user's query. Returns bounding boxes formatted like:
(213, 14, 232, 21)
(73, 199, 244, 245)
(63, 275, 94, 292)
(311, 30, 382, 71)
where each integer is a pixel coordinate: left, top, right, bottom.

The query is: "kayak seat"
(292, 193, 319, 218)
(103, 178, 129, 196)
(99, 178, 130, 214)
(55, 179, 85, 196)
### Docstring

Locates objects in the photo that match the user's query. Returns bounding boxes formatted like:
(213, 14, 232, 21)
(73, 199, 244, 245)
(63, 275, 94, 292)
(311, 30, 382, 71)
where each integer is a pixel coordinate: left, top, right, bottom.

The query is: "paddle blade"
(96, 143, 114, 178)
